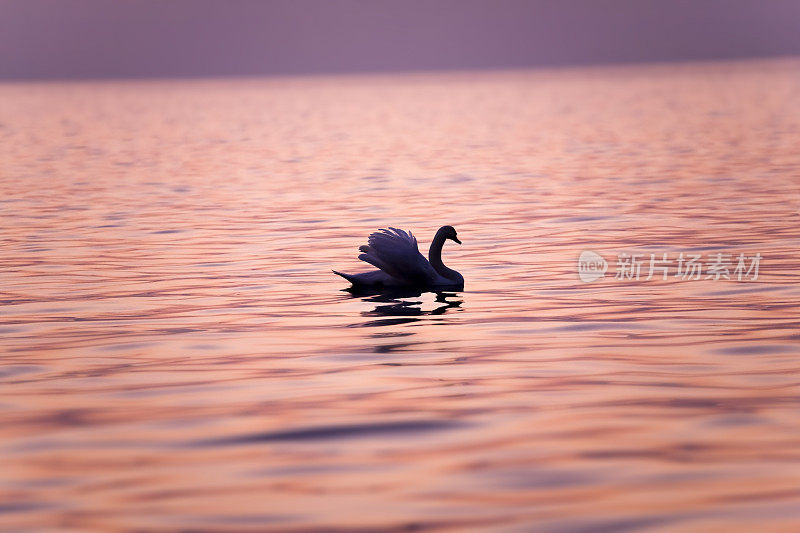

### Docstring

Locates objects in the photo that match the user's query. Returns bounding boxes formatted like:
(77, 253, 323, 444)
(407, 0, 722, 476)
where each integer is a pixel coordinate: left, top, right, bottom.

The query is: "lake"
(2, 58, 800, 531)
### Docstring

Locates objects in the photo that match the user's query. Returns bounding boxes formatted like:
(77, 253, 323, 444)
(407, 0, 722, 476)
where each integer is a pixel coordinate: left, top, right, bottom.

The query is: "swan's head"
(440, 225, 461, 244)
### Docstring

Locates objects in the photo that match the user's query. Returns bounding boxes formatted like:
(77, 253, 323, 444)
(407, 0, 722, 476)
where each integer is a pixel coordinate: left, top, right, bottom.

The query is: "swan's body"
(334, 226, 463, 289)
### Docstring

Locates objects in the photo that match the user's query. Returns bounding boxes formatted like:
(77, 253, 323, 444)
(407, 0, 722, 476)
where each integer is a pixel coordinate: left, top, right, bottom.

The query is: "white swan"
(334, 226, 463, 289)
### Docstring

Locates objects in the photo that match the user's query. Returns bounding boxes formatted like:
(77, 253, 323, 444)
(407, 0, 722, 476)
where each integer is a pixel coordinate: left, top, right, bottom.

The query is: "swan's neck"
(429, 230, 459, 280)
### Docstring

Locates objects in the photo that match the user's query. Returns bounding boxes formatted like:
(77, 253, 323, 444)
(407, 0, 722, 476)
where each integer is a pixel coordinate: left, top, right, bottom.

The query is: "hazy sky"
(2, 0, 799, 80)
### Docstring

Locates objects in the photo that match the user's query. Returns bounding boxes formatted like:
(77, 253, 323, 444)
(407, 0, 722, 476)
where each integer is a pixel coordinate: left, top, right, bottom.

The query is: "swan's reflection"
(346, 288, 463, 328)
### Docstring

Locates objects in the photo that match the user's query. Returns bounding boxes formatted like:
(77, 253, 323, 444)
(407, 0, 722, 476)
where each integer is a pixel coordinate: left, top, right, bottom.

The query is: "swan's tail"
(332, 270, 357, 284)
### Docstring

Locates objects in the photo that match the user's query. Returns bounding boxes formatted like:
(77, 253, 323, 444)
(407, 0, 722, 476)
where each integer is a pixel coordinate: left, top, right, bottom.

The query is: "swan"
(333, 226, 463, 289)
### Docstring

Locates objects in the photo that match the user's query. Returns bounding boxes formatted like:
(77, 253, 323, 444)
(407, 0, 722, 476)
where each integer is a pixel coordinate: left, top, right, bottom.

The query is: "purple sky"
(2, 0, 800, 79)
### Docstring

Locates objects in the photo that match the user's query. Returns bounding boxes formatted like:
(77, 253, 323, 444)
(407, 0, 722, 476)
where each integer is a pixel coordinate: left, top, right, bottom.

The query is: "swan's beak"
(453, 236, 462, 244)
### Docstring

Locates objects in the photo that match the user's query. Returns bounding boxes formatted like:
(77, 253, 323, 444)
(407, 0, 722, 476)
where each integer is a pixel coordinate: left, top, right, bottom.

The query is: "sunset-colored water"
(2, 58, 800, 531)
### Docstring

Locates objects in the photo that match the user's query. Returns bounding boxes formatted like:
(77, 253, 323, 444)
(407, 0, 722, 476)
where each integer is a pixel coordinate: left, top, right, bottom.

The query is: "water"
(2, 58, 800, 531)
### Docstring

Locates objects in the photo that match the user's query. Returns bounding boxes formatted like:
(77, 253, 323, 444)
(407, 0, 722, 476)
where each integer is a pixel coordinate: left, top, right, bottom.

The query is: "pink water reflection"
(1, 59, 800, 531)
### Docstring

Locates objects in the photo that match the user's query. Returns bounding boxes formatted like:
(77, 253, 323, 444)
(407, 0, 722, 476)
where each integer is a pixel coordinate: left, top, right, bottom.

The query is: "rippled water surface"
(2, 59, 800, 531)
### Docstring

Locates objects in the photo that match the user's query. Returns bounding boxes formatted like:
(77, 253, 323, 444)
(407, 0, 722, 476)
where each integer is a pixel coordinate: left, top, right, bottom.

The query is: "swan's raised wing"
(358, 227, 438, 285)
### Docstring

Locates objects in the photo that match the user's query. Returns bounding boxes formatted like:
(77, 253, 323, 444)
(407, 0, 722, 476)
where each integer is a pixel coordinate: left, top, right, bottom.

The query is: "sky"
(1, 0, 800, 80)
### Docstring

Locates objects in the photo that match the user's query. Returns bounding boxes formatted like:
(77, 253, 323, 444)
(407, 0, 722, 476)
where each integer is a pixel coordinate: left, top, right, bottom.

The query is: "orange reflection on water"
(1, 58, 800, 531)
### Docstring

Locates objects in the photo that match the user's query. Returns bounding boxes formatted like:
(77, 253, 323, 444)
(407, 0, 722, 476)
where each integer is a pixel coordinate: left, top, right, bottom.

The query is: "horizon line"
(2, 53, 799, 85)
